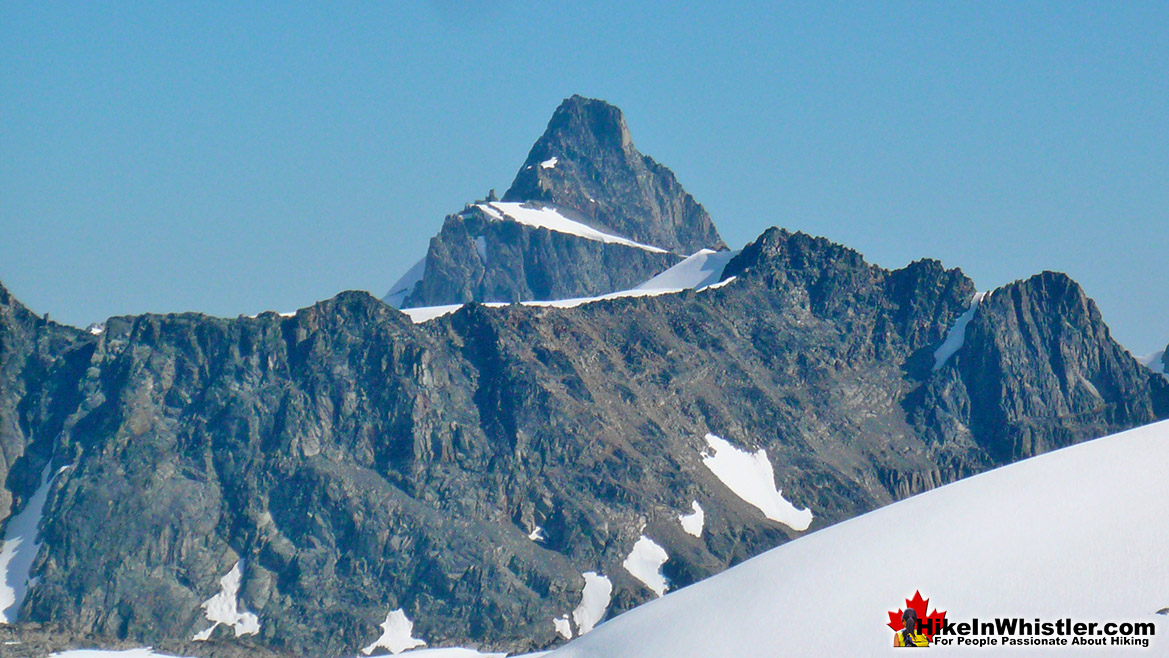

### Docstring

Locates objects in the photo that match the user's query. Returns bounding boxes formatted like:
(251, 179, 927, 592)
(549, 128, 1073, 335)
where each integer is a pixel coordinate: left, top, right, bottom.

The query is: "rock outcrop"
(503, 95, 724, 255)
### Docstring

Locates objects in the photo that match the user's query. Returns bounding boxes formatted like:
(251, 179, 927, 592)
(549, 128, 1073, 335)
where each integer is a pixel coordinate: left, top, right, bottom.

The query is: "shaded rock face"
(0, 229, 1164, 656)
(503, 95, 725, 255)
(400, 205, 680, 308)
(906, 271, 1169, 467)
(0, 283, 94, 534)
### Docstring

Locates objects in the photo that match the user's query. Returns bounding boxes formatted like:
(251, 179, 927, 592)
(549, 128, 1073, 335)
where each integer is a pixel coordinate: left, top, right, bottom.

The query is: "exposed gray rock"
(400, 204, 680, 308)
(503, 95, 724, 255)
(0, 229, 1164, 657)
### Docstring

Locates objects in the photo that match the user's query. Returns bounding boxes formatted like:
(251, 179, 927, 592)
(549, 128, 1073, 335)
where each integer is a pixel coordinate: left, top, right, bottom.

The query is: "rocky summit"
(387, 96, 725, 309)
(1, 98, 1167, 658)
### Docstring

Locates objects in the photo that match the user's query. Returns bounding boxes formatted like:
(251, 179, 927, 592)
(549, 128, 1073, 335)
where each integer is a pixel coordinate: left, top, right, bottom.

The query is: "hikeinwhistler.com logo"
(887, 591, 1156, 649)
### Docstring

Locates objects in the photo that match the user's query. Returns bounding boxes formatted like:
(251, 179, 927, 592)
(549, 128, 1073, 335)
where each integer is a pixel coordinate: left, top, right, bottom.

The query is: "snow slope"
(383, 257, 427, 308)
(632, 249, 737, 291)
(546, 420, 1169, 657)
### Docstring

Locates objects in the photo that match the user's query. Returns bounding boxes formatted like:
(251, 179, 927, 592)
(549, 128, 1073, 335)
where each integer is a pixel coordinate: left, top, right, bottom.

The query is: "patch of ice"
(383, 257, 428, 308)
(0, 465, 56, 622)
(553, 615, 573, 639)
(634, 250, 738, 291)
(932, 291, 988, 371)
(479, 202, 668, 253)
(528, 526, 547, 542)
(700, 434, 812, 531)
(571, 572, 612, 635)
(678, 501, 704, 538)
(362, 608, 426, 655)
(85, 322, 105, 335)
(540, 157, 559, 169)
(622, 536, 670, 597)
(474, 236, 488, 263)
(191, 560, 260, 641)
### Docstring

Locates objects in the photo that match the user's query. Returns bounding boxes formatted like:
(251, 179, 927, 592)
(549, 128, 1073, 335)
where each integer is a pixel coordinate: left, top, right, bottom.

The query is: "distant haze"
(2, 2, 1166, 353)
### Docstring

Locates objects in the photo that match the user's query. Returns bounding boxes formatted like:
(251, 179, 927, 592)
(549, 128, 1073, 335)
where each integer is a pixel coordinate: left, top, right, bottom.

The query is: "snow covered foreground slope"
(547, 420, 1169, 657)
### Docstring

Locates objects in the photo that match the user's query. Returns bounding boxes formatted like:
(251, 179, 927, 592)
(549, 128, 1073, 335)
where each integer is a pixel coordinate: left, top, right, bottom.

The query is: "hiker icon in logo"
(895, 608, 929, 647)
(888, 591, 946, 648)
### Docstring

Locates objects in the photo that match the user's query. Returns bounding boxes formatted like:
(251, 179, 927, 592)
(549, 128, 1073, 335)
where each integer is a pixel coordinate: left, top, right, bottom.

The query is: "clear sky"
(2, 2, 1166, 354)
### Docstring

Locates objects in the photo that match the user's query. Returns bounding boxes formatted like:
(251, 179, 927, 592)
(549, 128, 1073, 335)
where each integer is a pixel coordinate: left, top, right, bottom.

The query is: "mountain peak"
(541, 95, 634, 154)
(503, 95, 724, 254)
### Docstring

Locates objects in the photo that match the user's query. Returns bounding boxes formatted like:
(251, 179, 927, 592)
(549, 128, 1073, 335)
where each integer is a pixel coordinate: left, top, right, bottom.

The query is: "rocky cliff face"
(0, 284, 93, 531)
(503, 95, 724, 255)
(2, 226, 1163, 656)
(399, 204, 679, 308)
(390, 96, 724, 309)
(907, 271, 1169, 470)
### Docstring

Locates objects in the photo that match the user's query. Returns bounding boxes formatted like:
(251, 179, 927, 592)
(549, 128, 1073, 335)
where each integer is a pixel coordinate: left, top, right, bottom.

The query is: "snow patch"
(932, 291, 987, 371)
(622, 536, 670, 597)
(700, 434, 812, 531)
(0, 465, 57, 623)
(383, 257, 428, 308)
(678, 501, 704, 537)
(528, 526, 547, 542)
(634, 249, 738, 291)
(571, 572, 612, 635)
(478, 202, 668, 253)
(191, 561, 260, 641)
(540, 157, 559, 169)
(86, 322, 105, 335)
(362, 608, 426, 655)
(553, 615, 573, 639)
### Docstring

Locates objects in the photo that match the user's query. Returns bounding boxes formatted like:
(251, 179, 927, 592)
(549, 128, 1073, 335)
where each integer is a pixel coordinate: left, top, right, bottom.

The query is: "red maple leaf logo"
(887, 590, 947, 641)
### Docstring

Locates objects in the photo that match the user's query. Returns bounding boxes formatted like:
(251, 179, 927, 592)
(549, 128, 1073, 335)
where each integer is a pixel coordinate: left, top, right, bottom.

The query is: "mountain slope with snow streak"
(546, 420, 1169, 657)
(397, 274, 737, 324)
(479, 203, 668, 254)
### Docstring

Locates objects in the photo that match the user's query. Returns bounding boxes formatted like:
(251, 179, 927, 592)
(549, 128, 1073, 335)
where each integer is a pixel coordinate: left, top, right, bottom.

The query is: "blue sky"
(2, 2, 1167, 353)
